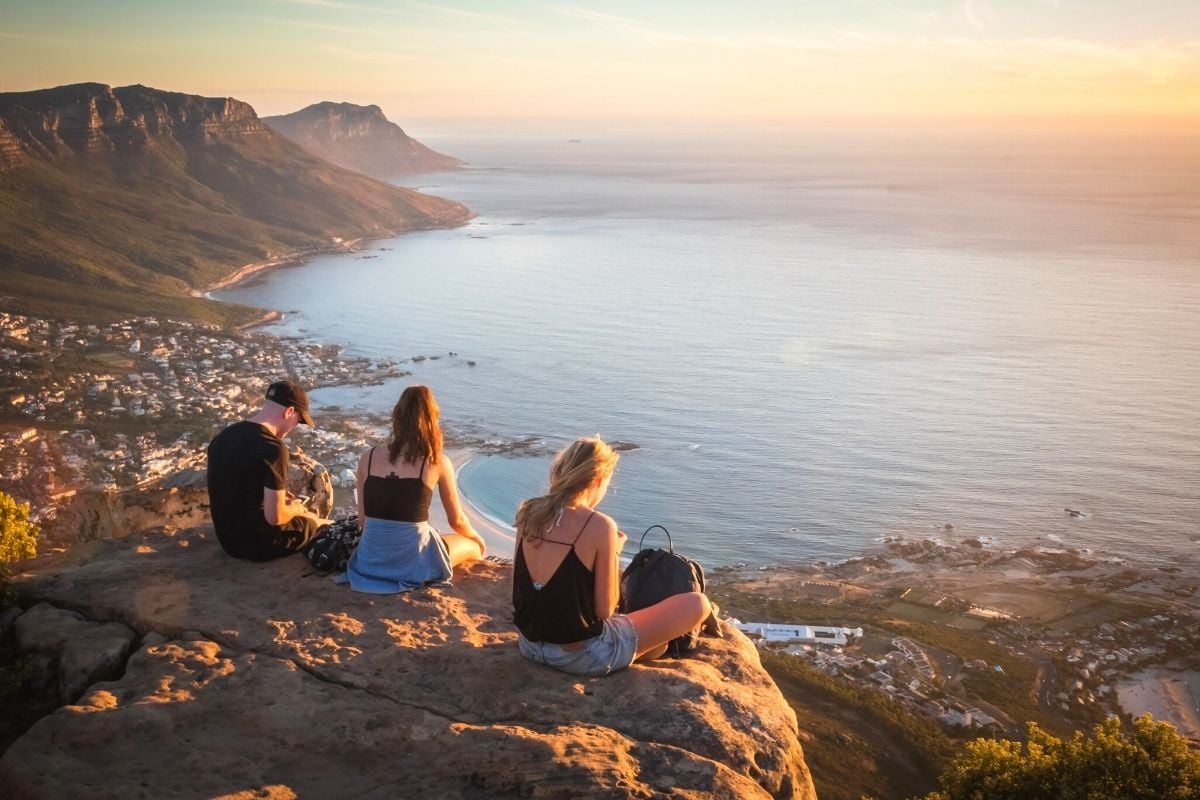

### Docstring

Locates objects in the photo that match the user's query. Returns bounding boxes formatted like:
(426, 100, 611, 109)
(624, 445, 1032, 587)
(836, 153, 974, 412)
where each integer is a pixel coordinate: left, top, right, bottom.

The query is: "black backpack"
(619, 525, 706, 657)
(303, 517, 362, 574)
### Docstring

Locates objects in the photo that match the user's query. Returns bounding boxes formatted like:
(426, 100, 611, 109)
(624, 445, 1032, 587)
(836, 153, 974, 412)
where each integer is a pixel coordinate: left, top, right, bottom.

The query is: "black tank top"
(512, 511, 603, 644)
(362, 447, 433, 523)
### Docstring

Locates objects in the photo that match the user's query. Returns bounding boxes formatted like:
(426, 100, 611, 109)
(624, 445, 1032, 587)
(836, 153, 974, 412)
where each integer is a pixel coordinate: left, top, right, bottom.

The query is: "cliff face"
(0, 83, 269, 160)
(0, 84, 472, 324)
(2, 526, 817, 799)
(0, 119, 26, 170)
(265, 101, 463, 178)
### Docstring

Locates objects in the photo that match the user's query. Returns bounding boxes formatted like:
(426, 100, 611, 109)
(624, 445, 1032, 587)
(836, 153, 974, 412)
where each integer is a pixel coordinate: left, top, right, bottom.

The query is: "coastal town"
(713, 540, 1200, 745)
(0, 308, 437, 532)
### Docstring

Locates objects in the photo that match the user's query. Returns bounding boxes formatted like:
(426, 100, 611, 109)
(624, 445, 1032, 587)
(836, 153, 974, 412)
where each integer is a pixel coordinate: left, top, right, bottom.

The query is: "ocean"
(215, 128, 1200, 567)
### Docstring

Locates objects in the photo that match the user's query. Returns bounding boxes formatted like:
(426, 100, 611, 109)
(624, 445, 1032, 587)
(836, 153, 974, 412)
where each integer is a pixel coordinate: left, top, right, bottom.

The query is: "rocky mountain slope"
(0, 84, 471, 325)
(265, 102, 463, 178)
(2, 526, 817, 799)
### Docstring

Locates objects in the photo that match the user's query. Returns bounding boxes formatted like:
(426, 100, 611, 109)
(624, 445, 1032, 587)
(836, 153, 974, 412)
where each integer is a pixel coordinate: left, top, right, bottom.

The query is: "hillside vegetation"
(0, 84, 470, 326)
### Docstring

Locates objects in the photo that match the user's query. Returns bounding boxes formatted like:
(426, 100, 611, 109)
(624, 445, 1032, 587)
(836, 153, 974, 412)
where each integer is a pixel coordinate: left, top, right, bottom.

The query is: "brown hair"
(515, 437, 618, 542)
(386, 385, 442, 466)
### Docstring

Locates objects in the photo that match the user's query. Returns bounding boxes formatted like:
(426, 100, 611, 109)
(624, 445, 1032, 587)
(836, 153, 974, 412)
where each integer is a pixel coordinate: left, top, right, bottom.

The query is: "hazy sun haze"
(1, 0, 1198, 128)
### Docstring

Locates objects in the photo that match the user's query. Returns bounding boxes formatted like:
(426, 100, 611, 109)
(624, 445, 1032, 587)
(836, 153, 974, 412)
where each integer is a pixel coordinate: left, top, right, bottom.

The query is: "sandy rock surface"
(3, 527, 815, 799)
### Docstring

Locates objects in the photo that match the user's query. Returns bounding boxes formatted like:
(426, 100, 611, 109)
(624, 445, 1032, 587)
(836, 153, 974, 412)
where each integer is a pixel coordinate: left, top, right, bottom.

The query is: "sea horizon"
(215, 128, 1200, 569)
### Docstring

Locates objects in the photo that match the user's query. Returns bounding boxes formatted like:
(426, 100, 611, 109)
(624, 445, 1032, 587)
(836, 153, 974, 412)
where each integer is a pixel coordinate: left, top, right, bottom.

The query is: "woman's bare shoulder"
(583, 509, 618, 538)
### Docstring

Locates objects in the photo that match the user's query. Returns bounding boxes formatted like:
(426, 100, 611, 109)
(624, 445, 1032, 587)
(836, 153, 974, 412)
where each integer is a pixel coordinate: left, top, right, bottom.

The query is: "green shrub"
(924, 715, 1200, 800)
(0, 490, 38, 566)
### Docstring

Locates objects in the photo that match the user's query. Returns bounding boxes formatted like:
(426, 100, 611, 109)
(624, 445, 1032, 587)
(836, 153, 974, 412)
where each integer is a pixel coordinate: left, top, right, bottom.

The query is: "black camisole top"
(362, 448, 433, 523)
(512, 512, 603, 644)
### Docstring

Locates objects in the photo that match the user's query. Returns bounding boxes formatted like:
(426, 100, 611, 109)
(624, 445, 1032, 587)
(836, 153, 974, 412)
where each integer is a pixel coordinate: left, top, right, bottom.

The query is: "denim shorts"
(518, 615, 639, 677)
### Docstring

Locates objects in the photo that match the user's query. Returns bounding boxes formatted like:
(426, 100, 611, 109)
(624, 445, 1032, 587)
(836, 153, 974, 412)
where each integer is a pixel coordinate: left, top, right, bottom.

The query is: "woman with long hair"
(512, 437, 710, 676)
(338, 385, 485, 593)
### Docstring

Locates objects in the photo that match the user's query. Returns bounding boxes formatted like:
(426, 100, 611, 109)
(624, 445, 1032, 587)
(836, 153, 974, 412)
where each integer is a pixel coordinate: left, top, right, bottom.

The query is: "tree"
(924, 715, 1200, 800)
(0, 490, 38, 565)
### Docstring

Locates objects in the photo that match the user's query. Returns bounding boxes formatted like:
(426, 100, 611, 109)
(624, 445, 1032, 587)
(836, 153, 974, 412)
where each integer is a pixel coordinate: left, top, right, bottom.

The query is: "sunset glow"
(1, 0, 1197, 125)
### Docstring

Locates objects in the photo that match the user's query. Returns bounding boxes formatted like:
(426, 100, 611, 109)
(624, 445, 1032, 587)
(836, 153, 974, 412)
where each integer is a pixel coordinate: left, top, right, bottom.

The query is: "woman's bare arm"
(437, 455, 486, 553)
(592, 515, 623, 619)
(355, 448, 370, 531)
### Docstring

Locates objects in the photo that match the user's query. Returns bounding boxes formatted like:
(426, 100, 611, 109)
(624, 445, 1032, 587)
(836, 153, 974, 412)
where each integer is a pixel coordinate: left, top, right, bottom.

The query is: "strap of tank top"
(419, 457, 426, 481)
(368, 446, 374, 473)
(570, 511, 597, 549)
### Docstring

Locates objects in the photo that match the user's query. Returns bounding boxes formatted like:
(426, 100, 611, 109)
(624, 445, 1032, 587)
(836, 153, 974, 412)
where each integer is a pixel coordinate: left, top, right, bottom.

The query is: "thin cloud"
(552, 5, 743, 49)
(318, 45, 428, 64)
(270, 0, 357, 7)
(271, 0, 515, 24)
(553, 6, 644, 28)
(272, 18, 390, 35)
(407, 2, 514, 23)
(860, 0, 942, 26)
(0, 30, 74, 46)
(962, 0, 999, 32)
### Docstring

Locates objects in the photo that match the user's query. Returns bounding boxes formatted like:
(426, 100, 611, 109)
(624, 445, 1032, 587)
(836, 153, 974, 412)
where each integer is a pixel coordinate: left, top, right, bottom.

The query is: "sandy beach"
(1117, 669, 1200, 740)
(426, 450, 517, 559)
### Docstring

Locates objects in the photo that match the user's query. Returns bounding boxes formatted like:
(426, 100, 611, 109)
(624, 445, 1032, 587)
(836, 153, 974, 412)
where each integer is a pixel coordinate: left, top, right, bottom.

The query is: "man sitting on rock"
(207, 380, 332, 561)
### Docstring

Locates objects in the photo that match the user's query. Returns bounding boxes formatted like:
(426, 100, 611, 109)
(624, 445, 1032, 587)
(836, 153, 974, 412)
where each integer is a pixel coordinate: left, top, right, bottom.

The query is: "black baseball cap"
(265, 380, 315, 427)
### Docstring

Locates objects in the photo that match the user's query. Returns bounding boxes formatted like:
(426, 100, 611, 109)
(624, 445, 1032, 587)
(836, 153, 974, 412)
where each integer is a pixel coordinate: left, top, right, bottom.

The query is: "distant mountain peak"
(264, 101, 462, 178)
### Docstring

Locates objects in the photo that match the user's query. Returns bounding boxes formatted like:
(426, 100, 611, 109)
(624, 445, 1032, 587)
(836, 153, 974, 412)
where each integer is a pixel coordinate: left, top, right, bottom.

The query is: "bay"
(216, 129, 1200, 567)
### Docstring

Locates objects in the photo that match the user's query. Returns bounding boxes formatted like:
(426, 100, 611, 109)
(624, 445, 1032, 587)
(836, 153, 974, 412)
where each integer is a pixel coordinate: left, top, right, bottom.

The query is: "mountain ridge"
(0, 83, 471, 326)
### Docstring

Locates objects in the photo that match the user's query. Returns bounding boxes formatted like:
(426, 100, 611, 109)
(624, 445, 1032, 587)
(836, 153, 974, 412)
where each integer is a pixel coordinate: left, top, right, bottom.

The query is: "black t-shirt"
(207, 421, 289, 555)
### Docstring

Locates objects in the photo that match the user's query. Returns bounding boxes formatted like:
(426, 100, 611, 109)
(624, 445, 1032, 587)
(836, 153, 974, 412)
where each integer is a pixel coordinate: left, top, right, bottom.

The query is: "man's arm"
(263, 487, 312, 526)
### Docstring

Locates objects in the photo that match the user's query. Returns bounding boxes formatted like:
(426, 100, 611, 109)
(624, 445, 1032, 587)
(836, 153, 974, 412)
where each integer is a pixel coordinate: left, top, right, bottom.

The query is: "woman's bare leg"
(441, 533, 483, 568)
(624, 592, 710, 661)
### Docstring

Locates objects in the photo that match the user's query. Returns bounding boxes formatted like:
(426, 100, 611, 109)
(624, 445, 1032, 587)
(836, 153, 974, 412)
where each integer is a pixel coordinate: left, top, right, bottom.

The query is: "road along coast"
(197, 238, 366, 297)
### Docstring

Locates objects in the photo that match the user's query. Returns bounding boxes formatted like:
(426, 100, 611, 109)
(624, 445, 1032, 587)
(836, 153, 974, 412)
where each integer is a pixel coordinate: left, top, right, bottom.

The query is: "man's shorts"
(517, 615, 639, 677)
(219, 514, 321, 562)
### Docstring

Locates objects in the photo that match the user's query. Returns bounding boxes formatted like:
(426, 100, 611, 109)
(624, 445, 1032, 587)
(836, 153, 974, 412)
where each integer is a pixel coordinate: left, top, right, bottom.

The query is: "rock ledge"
(3, 528, 815, 799)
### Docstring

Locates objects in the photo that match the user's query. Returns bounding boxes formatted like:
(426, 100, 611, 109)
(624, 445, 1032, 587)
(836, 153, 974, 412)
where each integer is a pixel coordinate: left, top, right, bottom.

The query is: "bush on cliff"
(0, 490, 38, 567)
(0, 491, 42, 751)
(1, 490, 38, 610)
(923, 715, 1200, 800)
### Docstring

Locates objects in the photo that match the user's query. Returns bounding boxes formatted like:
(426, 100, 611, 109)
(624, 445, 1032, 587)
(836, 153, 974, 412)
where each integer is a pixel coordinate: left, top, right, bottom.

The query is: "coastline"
(199, 202, 476, 301)
(1117, 669, 1200, 741)
(197, 238, 366, 298)
(441, 450, 517, 558)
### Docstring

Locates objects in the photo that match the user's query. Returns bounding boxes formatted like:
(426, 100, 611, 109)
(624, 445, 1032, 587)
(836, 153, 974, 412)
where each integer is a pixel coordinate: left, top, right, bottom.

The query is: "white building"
(730, 621, 864, 646)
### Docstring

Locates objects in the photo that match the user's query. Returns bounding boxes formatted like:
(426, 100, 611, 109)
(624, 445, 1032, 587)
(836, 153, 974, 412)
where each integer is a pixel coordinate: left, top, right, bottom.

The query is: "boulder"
(0, 606, 20, 635)
(3, 528, 816, 799)
(13, 602, 137, 704)
(288, 449, 334, 518)
(49, 450, 334, 544)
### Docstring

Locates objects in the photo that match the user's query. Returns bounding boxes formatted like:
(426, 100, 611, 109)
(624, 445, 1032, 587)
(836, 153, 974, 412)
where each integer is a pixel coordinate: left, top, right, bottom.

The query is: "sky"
(1, 1, 1198, 128)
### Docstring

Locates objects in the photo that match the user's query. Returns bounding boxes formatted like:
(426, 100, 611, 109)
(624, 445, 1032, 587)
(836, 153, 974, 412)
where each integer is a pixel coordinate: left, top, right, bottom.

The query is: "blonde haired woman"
(512, 437, 710, 676)
(338, 385, 485, 593)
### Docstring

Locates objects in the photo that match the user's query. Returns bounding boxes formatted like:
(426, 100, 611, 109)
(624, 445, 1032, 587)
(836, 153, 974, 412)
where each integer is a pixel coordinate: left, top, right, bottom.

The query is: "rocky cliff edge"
(2, 527, 816, 799)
